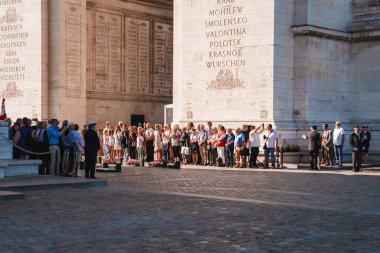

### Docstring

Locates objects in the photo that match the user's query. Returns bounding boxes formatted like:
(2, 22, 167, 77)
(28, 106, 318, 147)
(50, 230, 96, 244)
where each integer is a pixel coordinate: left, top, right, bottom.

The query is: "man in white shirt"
(264, 124, 278, 168)
(333, 121, 345, 167)
(249, 123, 264, 168)
(145, 123, 154, 162)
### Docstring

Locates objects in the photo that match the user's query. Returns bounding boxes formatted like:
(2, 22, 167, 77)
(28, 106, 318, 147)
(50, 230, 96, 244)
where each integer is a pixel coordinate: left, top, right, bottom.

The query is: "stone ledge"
(292, 24, 380, 42)
(0, 159, 42, 179)
(0, 176, 107, 191)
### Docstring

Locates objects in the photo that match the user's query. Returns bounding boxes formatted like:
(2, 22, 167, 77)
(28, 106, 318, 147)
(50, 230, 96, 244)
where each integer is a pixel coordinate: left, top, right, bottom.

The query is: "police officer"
(350, 125, 364, 172)
(361, 125, 371, 164)
(84, 122, 100, 179)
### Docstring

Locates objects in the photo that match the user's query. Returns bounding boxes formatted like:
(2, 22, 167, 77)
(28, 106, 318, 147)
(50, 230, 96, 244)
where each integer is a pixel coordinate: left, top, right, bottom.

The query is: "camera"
(263, 135, 267, 140)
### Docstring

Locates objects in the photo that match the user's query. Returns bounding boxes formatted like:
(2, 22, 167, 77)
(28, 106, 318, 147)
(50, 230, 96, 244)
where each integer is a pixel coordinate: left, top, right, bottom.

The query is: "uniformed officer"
(361, 125, 371, 164)
(349, 125, 364, 172)
(84, 121, 100, 179)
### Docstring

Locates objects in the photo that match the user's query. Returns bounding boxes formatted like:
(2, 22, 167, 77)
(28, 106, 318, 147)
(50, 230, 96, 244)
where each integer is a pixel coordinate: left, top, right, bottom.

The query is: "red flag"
(0, 97, 6, 120)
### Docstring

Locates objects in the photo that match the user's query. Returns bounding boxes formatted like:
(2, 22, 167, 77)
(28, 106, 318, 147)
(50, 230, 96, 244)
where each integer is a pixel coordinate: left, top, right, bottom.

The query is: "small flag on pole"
(0, 97, 7, 120)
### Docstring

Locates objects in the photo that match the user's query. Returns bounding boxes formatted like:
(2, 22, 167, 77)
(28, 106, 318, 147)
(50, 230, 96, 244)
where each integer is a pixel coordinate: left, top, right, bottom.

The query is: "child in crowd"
(103, 129, 110, 158)
(97, 129, 103, 156)
(137, 127, 145, 162)
(190, 128, 199, 165)
(108, 130, 115, 158)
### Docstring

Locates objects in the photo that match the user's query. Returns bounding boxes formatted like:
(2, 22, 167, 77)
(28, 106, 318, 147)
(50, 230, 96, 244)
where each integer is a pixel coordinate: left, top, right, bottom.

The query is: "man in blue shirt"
(68, 123, 83, 177)
(47, 119, 67, 176)
(234, 128, 245, 168)
(225, 128, 235, 168)
(198, 124, 209, 165)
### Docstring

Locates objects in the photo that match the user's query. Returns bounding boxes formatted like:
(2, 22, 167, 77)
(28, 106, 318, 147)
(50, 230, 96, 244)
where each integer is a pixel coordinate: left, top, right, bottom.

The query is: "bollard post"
(281, 146, 284, 169)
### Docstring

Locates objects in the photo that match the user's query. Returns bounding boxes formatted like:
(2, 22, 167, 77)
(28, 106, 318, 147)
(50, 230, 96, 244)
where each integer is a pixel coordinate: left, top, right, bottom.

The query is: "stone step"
(0, 159, 42, 179)
(0, 191, 25, 200)
(0, 176, 107, 192)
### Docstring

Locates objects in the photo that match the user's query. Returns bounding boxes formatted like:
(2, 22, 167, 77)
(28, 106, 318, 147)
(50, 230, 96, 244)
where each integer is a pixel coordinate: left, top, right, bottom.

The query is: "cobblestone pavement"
(1, 167, 380, 253)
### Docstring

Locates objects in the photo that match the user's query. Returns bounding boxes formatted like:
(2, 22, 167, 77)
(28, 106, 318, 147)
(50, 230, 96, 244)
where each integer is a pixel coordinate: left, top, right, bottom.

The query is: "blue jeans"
(226, 148, 234, 166)
(264, 148, 275, 168)
(334, 145, 343, 165)
(123, 147, 129, 162)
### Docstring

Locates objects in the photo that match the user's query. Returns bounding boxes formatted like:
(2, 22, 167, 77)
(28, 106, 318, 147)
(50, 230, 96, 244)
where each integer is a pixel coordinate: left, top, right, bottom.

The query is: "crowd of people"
(96, 121, 281, 169)
(3, 117, 372, 177)
(4, 117, 99, 179)
(304, 121, 371, 172)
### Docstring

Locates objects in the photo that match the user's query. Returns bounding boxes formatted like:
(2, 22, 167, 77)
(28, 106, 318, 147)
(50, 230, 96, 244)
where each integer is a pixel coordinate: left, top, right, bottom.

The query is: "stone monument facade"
(173, 0, 379, 154)
(0, 0, 173, 127)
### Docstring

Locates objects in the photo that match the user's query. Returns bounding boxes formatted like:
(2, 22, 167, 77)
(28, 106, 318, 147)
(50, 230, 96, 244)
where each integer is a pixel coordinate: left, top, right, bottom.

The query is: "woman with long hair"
(108, 130, 115, 159)
(114, 125, 123, 160)
(190, 128, 199, 165)
(153, 124, 163, 162)
(129, 126, 137, 159)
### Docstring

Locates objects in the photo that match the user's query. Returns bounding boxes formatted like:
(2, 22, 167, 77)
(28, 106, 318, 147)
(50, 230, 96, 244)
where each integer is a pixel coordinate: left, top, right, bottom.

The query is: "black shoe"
(90, 176, 97, 179)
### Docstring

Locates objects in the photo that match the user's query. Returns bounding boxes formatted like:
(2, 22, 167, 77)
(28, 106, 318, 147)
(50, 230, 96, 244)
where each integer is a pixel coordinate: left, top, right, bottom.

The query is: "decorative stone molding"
(292, 25, 380, 42)
(86, 90, 172, 103)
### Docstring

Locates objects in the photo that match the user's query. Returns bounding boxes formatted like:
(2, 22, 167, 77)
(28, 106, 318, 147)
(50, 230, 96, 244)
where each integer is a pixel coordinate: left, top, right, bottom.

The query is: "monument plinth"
(0, 121, 12, 160)
(0, 121, 41, 179)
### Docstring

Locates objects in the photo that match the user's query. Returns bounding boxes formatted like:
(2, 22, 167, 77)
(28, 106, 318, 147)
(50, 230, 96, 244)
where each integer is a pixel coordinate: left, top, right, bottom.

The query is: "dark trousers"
(129, 146, 136, 159)
(226, 148, 234, 166)
(308, 149, 319, 169)
(85, 151, 97, 178)
(210, 148, 217, 165)
(243, 148, 249, 166)
(146, 140, 154, 162)
(249, 147, 259, 166)
(36, 143, 50, 174)
(352, 150, 362, 171)
(207, 148, 213, 164)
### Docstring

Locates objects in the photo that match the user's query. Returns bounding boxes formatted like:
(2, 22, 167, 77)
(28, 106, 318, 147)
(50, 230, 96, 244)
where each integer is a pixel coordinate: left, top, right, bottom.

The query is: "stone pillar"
(173, 0, 275, 125)
(0, 0, 48, 121)
(48, 0, 87, 126)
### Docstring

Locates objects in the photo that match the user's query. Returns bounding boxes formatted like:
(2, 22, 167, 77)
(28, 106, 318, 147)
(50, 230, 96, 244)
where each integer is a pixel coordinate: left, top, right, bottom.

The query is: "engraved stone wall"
(0, 0, 46, 120)
(125, 18, 150, 94)
(153, 22, 173, 96)
(65, 2, 82, 96)
(173, 0, 274, 123)
(94, 11, 122, 91)
(86, 4, 173, 98)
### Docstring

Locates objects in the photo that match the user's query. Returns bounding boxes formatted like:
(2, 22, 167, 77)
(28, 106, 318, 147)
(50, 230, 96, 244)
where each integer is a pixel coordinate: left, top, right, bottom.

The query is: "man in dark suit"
(350, 125, 364, 172)
(307, 125, 321, 170)
(84, 121, 100, 179)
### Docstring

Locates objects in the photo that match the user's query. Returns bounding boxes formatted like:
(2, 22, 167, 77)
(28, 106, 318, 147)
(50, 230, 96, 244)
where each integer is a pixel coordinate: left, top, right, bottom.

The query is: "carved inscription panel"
(95, 11, 122, 91)
(153, 22, 173, 96)
(87, 5, 173, 98)
(66, 4, 81, 92)
(125, 18, 150, 94)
